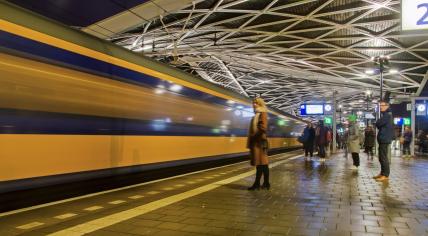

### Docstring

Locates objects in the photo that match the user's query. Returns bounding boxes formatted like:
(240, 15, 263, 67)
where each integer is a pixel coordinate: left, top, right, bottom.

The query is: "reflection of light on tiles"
(147, 191, 160, 195)
(55, 213, 77, 220)
(109, 200, 126, 205)
(84, 206, 103, 211)
(128, 195, 143, 199)
(204, 176, 214, 179)
(46, 153, 301, 235)
(174, 184, 185, 187)
(17, 222, 44, 229)
(162, 187, 174, 191)
(186, 181, 196, 184)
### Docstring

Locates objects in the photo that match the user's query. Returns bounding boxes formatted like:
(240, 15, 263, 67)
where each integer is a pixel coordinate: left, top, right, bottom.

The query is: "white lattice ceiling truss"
(111, 0, 428, 117)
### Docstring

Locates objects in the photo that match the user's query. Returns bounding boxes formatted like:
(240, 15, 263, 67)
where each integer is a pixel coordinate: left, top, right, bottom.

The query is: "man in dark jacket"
(303, 123, 316, 161)
(315, 120, 328, 162)
(374, 101, 394, 181)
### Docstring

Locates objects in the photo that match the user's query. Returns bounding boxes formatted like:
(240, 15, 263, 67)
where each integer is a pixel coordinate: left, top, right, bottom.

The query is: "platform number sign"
(402, 0, 428, 31)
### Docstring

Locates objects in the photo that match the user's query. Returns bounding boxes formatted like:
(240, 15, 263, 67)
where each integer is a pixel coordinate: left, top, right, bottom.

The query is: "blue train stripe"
(0, 109, 294, 137)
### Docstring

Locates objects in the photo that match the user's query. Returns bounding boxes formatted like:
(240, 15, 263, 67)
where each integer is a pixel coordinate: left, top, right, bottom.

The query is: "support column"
(411, 97, 415, 156)
(333, 91, 337, 154)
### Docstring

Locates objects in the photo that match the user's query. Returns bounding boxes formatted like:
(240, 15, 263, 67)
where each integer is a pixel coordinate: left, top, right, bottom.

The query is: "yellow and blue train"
(0, 2, 305, 193)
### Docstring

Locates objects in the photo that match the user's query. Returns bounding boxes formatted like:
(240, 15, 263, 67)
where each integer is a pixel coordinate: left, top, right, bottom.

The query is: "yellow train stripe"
(0, 134, 299, 182)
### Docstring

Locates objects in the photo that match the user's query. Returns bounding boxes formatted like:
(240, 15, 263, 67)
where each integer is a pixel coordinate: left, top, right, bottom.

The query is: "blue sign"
(394, 118, 403, 126)
(300, 104, 332, 116)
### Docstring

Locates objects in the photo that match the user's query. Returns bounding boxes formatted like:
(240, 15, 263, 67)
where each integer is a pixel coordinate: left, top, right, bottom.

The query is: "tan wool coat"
(247, 112, 269, 166)
(348, 123, 360, 153)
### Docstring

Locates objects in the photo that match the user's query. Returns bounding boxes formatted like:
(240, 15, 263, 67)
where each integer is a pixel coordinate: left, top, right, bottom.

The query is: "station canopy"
(8, 0, 428, 117)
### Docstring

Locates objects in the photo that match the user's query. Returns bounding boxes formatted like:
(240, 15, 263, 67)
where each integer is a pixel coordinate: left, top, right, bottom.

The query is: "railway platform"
(1, 151, 427, 236)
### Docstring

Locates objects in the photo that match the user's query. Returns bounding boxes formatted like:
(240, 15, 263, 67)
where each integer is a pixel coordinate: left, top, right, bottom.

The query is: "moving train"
(0, 2, 305, 194)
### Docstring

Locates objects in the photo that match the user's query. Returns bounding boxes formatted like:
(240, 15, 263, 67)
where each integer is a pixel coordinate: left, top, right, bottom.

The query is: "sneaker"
(375, 176, 389, 182)
(320, 158, 326, 162)
(350, 166, 358, 170)
(373, 174, 382, 179)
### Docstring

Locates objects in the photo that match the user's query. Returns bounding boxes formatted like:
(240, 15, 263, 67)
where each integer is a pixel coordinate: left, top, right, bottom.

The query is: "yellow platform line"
(48, 154, 302, 236)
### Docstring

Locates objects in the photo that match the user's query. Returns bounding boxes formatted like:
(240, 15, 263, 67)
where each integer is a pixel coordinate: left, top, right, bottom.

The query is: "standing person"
(247, 97, 270, 190)
(364, 126, 375, 160)
(343, 129, 349, 158)
(303, 123, 315, 161)
(417, 130, 426, 154)
(315, 120, 327, 162)
(374, 101, 394, 182)
(402, 126, 412, 158)
(348, 117, 360, 170)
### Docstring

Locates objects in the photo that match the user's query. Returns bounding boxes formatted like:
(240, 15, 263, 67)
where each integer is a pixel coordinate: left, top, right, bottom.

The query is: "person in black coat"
(315, 120, 328, 161)
(364, 126, 375, 160)
(303, 123, 316, 161)
(374, 101, 394, 181)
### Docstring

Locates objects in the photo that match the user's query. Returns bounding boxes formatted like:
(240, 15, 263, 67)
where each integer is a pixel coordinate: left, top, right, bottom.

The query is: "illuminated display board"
(402, 0, 428, 31)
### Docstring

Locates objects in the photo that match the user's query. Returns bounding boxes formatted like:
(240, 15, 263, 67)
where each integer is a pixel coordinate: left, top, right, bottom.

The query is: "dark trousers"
(378, 143, 390, 177)
(304, 142, 314, 157)
(351, 152, 360, 166)
(365, 146, 373, 158)
(253, 165, 269, 186)
(403, 142, 410, 155)
(318, 145, 326, 158)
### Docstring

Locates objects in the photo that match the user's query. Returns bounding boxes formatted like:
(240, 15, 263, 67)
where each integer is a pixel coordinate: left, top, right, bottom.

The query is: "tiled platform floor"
(1, 150, 428, 236)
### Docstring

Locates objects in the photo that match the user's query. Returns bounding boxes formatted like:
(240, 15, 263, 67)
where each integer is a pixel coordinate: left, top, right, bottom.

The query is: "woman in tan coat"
(247, 97, 270, 190)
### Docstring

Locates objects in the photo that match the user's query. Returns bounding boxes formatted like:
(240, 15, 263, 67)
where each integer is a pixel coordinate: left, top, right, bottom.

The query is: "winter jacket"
(403, 131, 412, 143)
(348, 123, 360, 153)
(364, 130, 375, 148)
(376, 110, 394, 144)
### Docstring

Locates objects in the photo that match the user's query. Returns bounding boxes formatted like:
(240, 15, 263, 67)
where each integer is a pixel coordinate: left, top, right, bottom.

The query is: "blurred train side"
(0, 2, 305, 193)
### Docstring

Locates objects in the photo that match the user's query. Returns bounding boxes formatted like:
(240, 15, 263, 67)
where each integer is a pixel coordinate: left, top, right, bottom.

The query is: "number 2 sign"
(402, 0, 428, 30)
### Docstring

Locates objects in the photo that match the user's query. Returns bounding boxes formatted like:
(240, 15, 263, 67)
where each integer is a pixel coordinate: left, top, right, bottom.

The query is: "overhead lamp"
(389, 69, 398, 74)
(358, 99, 364, 103)
(365, 90, 372, 95)
(365, 69, 375, 74)
(338, 104, 343, 108)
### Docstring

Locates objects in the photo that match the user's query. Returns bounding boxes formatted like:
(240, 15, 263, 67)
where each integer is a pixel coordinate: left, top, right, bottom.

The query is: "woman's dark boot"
(261, 165, 270, 190)
(248, 166, 262, 190)
(261, 183, 270, 190)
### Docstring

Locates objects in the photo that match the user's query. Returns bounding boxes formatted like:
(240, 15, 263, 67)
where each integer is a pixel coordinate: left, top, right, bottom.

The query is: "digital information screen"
(402, 0, 428, 31)
(300, 104, 324, 115)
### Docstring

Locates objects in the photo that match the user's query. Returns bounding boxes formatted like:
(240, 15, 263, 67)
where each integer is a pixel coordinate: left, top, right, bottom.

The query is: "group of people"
(245, 98, 395, 191)
(300, 121, 332, 162)
(300, 101, 394, 181)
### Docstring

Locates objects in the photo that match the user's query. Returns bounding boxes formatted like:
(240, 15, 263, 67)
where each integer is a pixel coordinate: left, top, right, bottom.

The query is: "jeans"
(365, 146, 373, 158)
(352, 152, 360, 166)
(304, 142, 314, 157)
(378, 143, 390, 177)
(403, 142, 410, 155)
(318, 145, 326, 158)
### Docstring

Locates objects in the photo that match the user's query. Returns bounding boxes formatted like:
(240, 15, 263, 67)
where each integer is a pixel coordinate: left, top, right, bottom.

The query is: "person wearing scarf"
(247, 97, 270, 190)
